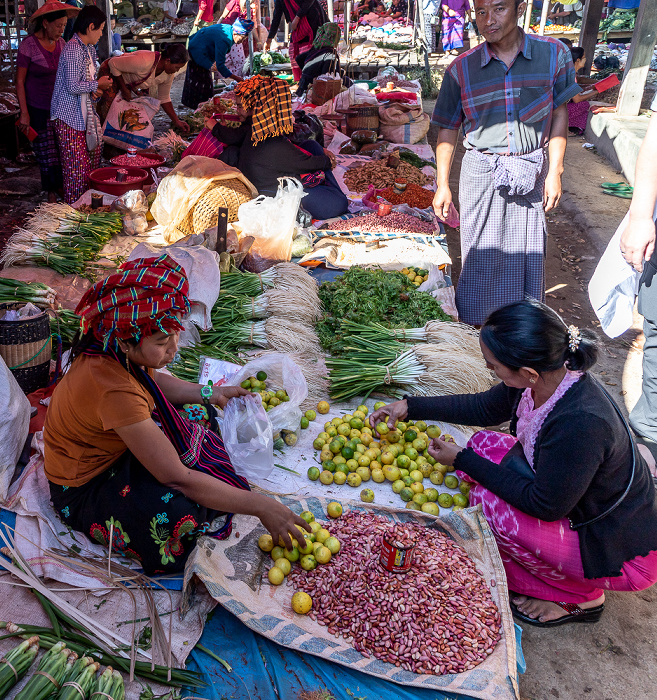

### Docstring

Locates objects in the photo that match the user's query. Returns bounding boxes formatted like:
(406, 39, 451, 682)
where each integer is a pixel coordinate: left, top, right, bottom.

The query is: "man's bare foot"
(511, 593, 605, 623)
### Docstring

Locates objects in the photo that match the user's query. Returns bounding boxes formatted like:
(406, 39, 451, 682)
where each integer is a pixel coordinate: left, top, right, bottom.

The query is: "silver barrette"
(567, 325, 581, 352)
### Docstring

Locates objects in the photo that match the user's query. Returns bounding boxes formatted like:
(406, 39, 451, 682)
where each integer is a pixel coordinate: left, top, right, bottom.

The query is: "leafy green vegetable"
(317, 267, 450, 355)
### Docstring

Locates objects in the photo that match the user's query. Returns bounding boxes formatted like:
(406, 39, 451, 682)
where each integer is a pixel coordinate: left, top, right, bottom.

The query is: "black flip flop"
(511, 601, 604, 628)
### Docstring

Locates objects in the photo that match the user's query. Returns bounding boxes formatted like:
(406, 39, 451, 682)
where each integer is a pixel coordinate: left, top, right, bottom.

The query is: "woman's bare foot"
(511, 593, 605, 623)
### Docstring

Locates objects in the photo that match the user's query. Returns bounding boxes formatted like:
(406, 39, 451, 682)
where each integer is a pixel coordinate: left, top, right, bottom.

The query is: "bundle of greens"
(395, 147, 437, 170)
(252, 51, 287, 75)
(15, 641, 72, 700)
(167, 343, 242, 382)
(317, 267, 451, 355)
(0, 277, 57, 307)
(57, 656, 100, 700)
(0, 204, 122, 277)
(50, 309, 81, 350)
(92, 667, 124, 700)
(0, 636, 39, 697)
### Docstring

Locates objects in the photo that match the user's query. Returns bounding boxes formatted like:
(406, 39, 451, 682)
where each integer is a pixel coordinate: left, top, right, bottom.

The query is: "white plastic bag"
(222, 395, 274, 480)
(238, 178, 305, 272)
(102, 95, 160, 150)
(224, 353, 308, 432)
(0, 356, 30, 502)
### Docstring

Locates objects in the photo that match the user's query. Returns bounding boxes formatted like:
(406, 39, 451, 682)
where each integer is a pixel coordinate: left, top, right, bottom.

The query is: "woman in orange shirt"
(44, 254, 308, 574)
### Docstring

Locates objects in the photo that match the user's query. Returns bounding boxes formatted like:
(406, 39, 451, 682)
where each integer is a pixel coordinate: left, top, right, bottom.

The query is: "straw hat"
(29, 1, 80, 23)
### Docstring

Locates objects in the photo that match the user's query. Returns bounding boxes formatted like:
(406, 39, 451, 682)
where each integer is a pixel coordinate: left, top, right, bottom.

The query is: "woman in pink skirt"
(370, 300, 657, 627)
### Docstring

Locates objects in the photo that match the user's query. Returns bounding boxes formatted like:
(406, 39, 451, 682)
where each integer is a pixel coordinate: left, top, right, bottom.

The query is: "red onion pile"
(103, 175, 144, 184)
(287, 510, 501, 676)
(111, 155, 158, 167)
(352, 212, 436, 235)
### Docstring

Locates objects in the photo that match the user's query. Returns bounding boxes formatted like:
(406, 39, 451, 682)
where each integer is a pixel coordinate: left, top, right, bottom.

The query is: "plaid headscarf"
(313, 22, 341, 50)
(234, 75, 294, 145)
(76, 254, 191, 349)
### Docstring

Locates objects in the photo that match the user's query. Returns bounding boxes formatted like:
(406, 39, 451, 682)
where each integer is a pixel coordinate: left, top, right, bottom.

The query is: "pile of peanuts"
(344, 161, 433, 192)
(352, 212, 436, 234)
(287, 511, 501, 676)
(379, 183, 435, 210)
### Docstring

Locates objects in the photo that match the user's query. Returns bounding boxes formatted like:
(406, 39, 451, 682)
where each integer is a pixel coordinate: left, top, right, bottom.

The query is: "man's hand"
(211, 384, 254, 409)
(257, 500, 311, 550)
(620, 216, 656, 272)
(368, 399, 408, 430)
(174, 118, 191, 133)
(432, 184, 453, 220)
(543, 171, 562, 212)
(427, 436, 463, 467)
(264, 39, 272, 51)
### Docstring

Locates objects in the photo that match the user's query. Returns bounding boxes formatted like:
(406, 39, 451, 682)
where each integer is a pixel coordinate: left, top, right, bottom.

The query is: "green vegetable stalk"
(0, 636, 39, 699)
(15, 641, 70, 700)
(57, 658, 100, 700)
(91, 667, 124, 700)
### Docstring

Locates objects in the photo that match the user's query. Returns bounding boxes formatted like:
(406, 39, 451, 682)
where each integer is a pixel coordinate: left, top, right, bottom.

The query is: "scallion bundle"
(57, 657, 99, 700)
(0, 636, 39, 697)
(167, 343, 243, 382)
(50, 309, 81, 349)
(0, 277, 57, 307)
(15, 640, 71, 700)
(220, 263, 317, 299)
(91, 667, 124, 700)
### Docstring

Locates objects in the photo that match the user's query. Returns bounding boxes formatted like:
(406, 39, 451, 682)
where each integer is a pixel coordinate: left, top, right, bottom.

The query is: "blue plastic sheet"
(185, 605, 524, 700)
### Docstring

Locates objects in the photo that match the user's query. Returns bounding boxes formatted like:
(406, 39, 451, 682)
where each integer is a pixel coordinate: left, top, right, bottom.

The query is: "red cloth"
(376, 91, 418, 103)
(181, 127, 225, 159)
(28, 383, 57, 434)
(76, 254, 190, 348)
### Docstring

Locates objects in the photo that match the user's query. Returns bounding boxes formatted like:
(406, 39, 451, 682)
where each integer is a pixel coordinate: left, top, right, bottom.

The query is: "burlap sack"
(183, 495, 519, 700)
(379, 102, 431, 144)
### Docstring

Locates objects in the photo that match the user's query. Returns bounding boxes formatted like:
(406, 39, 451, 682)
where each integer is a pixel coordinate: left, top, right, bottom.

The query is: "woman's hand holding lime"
(258, 500, 311, 550)
(211, 384, 254, 409)
(369, 399, 408, 430)
(427, 436, 463, 467)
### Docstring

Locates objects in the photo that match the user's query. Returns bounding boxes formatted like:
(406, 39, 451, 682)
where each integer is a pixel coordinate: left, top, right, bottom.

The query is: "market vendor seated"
(370, 300, 657, 627)
(206, 74, 349, 221)
(96, 44, 191, 131)
(43, 255, 309, 575)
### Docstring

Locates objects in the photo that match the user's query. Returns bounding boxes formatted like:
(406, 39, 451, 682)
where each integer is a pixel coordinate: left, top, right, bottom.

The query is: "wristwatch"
(200, 380, 213, 407)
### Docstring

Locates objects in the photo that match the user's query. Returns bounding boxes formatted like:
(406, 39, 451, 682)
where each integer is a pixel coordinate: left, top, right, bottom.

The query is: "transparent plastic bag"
(222, 395, 274, 480)
(224, 353, 307, 432)
(239, 178, 305, 272)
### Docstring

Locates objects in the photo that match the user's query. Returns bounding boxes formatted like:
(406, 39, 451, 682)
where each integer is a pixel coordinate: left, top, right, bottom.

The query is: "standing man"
(619, 97, 657, 457)
(432, 0, 580, 326)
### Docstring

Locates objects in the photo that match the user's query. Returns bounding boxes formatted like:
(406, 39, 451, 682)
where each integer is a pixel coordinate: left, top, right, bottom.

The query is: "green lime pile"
(306, 401, 470, 513)
(240, 370, 290, 412)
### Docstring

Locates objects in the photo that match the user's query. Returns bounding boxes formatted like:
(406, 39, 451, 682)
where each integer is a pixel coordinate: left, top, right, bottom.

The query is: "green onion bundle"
(57, 658, 100, 700)
(15, 640, 71, 700)
(50, 309, 82, 350)
(91, 667, 124, 700)
(1, 623, 204, 690)
(0, 278, 57, 307)
(25, 203, 122, 245)
(219, 270, 276, 297)
(0, 636, 39, 698)
(167, 343, 243, 382)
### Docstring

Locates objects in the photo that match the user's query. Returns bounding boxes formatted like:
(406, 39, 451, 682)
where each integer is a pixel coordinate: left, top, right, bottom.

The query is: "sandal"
(601, 182, 634, 199)
(511, 600, 604, 628)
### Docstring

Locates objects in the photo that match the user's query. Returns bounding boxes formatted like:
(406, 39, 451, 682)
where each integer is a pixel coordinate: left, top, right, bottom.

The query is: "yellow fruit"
(284, 546, 300, 562)
(312, 541, 324, 554)
(371, 468, 385, 483)
(324, 536, 341, 554)
(427, 425, 442, 439)
(315, 546, 332, 564)
(356, 466, 371, 481)
(357, 404, 368, 415)
(333, 455, 347, 466)
(320, 448, 333, 463)
(410, 469, 424, 482)
(419, 463, 433, 478)
(357, 454, 371, 468)
(360, 433, 373, 447)
(333, 471, 347, 485)
(350, 429, 362, 439)
(346, 458, 359, 472)
(319, 470, 334, 485)
(316, 528, 331, 543)
(361, 426, 373, 436)
(300, 511, 315, 524)
(360, 488, 375, 503)
(300, 555, 317, 571)
(268, 567, 285, 585)
(430, 471, 444, 485)
(291, 591, 313, 614)
(258, 534, 274, 552)
(421, 502, 440, 515)
(271, 545, 285, 561)
(274, 557, 291, 575)
(380, 451, 395, 465)
(337, 423, 351, 437)
(383, 465, 401, 482)
(370, 460, 382, 471)
(327, 502, 343, 518)
(347, 473, 362, 487)
(353, 410, 366, 421)
(297, 536, 314, 555)
(309, 521, 322, 534)
(317, 401, 330, 414)
(410, 481, 424, 495)
(355, 444, 367, 455)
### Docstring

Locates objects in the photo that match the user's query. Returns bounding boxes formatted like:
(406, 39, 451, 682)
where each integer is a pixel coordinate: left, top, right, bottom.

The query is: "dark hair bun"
(565, 327, 598, 372)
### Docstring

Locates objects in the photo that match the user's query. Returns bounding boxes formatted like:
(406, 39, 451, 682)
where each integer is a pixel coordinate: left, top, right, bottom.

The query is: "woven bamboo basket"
(0, 304, 51, 394)
(178, 179, 253, 237)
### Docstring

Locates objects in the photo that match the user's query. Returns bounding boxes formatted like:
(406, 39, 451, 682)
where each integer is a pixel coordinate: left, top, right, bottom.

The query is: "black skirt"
(50, 450, 222, 575)
(181, 58, 213, 110)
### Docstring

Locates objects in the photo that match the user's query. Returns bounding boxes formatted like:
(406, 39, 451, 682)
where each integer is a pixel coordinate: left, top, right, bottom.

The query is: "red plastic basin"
(89, 166, 149, 196)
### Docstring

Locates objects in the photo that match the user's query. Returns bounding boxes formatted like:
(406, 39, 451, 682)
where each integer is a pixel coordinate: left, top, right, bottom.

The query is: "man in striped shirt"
(431, 0, 580, 326)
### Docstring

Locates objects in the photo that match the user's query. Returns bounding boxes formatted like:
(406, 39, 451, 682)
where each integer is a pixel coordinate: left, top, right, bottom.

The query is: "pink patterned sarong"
(460, 372, 657, 604)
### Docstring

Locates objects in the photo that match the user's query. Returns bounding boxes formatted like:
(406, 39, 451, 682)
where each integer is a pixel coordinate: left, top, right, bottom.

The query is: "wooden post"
(617, 0, 657, 116)
(344, 0, 351, 44)
(579, 0, 605, 76)
(523, 0, 534, 32)
(327, 0, 334, 22)
(537, 0, 549, 36)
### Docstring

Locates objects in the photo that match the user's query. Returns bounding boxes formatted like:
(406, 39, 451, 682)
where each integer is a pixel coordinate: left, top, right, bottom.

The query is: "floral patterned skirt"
(49, 450, 223, 575)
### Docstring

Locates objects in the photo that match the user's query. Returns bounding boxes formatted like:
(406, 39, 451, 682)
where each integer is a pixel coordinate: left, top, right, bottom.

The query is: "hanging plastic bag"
(223, 353, 307, 433)
(222, 395, 274, 480)
(102, 95, 160, 151)
(238, 178, 305, 272)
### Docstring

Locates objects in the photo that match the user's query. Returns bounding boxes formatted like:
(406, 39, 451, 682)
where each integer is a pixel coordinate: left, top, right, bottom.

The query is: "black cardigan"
(267, 0, 328, 41)
(211, 120, 331, 196)
(406, 373, 657, 579)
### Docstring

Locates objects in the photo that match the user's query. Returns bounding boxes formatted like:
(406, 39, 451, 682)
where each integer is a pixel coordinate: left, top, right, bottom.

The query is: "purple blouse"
(17, 35, 64, 111)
